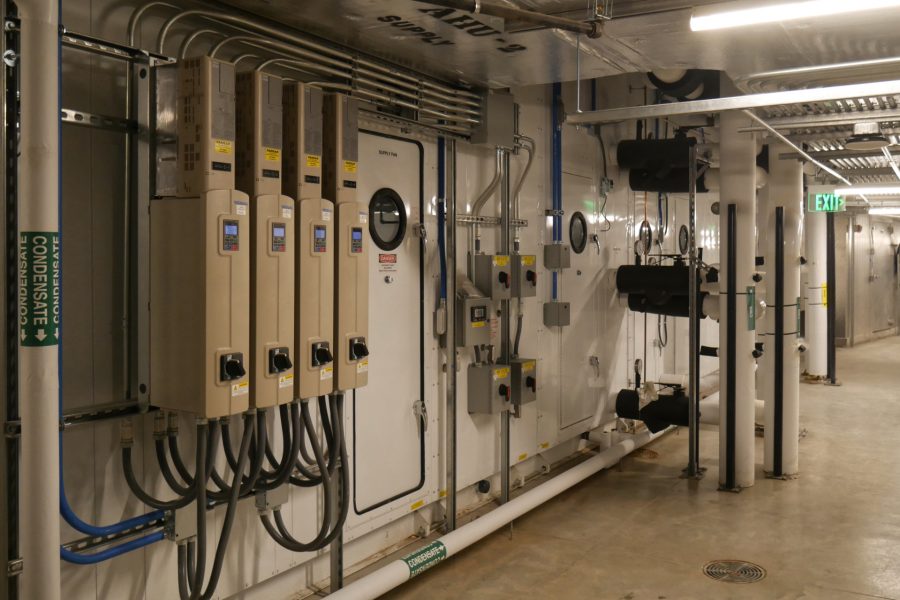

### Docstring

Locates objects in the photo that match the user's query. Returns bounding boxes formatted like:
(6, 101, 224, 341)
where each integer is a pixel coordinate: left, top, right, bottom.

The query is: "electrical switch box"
(323, 93, 359, 205)
(236, 71, 283, 197)
(283, 82, 323, 201)
(176, 57, 236, 197)
(511, 254, 537, 298)
(470, 91, 515, 148)
(510, 358, 537, 406)
(456, 286, 492, 348)
(543, 301, 571, 327)
(472, 254, 512, 300)
(467, 364, 511, 414)
(296, 198, 334, 400)
(334, 203, 370, 391)
(544, 244, 571, 270)
(150, 190, 250, 417)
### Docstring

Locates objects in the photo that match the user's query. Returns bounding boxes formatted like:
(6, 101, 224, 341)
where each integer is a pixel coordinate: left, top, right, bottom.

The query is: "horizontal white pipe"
(700, 392, 764, 425)
(329, 429, 667, 600)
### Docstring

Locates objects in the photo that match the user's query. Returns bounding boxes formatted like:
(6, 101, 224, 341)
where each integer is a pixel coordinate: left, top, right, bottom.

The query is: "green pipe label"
(19, 232, 60, 347)
(402, 541, 447, 578)
(746, 286, 756, 331)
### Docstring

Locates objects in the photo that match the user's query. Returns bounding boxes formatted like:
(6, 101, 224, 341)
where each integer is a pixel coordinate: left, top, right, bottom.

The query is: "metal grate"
(702, 560, 767, 584)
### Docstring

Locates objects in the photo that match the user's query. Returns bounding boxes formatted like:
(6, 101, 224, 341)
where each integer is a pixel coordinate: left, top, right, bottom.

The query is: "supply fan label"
(402, 541, 447, 578)
(19, 232, 60, 347)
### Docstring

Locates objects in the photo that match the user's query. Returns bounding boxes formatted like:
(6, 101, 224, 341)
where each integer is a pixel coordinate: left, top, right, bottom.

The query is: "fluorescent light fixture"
(835, 185, 900, 196)
(690, 0, 900, 31)
(868, 207, 900, 215)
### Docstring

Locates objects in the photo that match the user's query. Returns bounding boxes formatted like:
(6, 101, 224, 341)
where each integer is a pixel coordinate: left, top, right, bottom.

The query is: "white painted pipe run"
(806, 211, 828, 376)
(718, 110, 757, 490)
(761, 143, 803, 476)
(329, 429, 668, 600)
(700, 392, 764, 425)
(18, 0, 62, 597)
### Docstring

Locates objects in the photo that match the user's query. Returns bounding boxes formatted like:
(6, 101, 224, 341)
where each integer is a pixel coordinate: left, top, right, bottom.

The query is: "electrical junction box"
(150, 190, 250, 418)
(467, 364, 511, 414)
(473, 254, 512, 300)
(325, 93, 369, 391)
(296, 198, 334, 400)
(511, 254, 537, 298)
(456, 283, 492, 348)
(236, 71, 294, 408)
(176, 56, 236, 197)
(543, 301, 571, 327)
(510, 358, 537, 406)
(470, 91, 515, 148)
(236, 71, 283, 197)
(283, 82, 323, 201)
(544, 243, 571, 270)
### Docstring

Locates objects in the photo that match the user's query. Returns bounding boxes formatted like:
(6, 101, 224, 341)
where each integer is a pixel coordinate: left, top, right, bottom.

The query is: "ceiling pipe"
(414, 0, 601, 38)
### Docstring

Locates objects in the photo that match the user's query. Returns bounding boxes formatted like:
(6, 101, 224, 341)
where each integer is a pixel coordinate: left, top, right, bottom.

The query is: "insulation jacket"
(628, 168, 710, 193)
(616, 137, 694, 171)
(616, 265, 691, 299)
(627, 294, 692, 318)
(615, 388, 691, 433)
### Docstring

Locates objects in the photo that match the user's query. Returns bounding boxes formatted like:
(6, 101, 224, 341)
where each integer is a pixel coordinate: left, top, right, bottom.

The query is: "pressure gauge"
(635, 220, 653, 256)
(679, 224, 690, 256)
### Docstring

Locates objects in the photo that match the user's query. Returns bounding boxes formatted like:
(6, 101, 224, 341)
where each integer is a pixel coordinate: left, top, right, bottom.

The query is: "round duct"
(846, 122, 889, 151)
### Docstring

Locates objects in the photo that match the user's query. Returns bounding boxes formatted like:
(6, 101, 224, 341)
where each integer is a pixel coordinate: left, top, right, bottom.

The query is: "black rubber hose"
(290, 400, 326, 486)
(196, 412, 254, 600)
(156, 437, 192, 497)
(513, 313, 523, 358)
(122, 444, 194, 510)
(259, 404, 292, 481)
(260, 402, 302, 490)
(220, 412, 266, 497)
(296, 408, 318, 467)
(167, 421, 219, 488)
(187, 541, 196, 592)
(220, 419, 239, 472)
(177, 543, 190, 600)
(190, 422, 209, 598)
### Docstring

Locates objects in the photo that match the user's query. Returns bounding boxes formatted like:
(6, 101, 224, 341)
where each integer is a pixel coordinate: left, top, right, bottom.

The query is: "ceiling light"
(868, 207, 900, 215)
(835, 185, 900, 196)
(845, 123, 889, 151)
(690, 0, 900, 32)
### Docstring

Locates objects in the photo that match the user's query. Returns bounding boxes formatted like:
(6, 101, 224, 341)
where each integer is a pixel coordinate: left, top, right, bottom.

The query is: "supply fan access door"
(352, 131, 424, 514)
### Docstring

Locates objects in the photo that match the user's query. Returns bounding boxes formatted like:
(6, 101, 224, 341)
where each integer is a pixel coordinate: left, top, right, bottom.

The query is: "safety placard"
(19, 232, 60, 347)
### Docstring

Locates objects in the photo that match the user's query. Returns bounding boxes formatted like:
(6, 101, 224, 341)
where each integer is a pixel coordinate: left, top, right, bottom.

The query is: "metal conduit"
(413, 0, 600, 38)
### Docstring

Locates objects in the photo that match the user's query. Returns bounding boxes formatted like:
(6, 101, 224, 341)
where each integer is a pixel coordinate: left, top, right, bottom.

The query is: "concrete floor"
(384, 337, 900, 600)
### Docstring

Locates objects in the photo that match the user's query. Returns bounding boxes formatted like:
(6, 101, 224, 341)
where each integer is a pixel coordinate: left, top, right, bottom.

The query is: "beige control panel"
(150, 190, 250, 417)
(283, 82, 324, 201)
(296, 198, 335, 399)
(176, 57, 236, 197)
(236, 71, 283, 197)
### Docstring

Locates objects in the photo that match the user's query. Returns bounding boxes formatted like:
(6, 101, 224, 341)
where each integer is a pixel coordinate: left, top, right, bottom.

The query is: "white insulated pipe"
(328, 429, 668, 600)
(700, 392, 764, 425)
(718, 111, 757, 490)
(18, 0, 62, 597)
(806, 212, 828, 377)
(761, 144, 803, 476)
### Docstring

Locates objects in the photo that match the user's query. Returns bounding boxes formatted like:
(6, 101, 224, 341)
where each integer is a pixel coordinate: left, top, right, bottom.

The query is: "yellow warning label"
(540, 442, 550, 449)
(265, 147, 280, 162)
(214, 139, 233, 155)
(522, 255, 536, 266)
(357, 359, 369, 374)
(438, 489, 447, 498)
(522, 360, 536, 373)
(306, 154, 321, 168)
(231, 381, 249, 397)
(822, 283, 828, 307)
(410, 500, 424, 511)
(472, 321, 486, 329)
(493, 255, 510, 267)
(278, 374, 294, 389)
(493, 367, 510, 380)
(320, 365, 333, 381)
(343, 160, 358, 173)
(518, 453, 528, 462)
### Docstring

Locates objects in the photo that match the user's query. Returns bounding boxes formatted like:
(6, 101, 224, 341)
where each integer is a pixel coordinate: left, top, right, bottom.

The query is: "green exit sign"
(808, 192, 845, 213)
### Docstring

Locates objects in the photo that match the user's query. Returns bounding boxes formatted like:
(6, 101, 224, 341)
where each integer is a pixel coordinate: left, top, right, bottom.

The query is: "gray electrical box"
(544, 301, 571, 327)
(511, 254, 537, 298)
(473, 254, 512, 300)
(544, 244, 571, 270)
(456, 285, 491, 348)
(467, 363, 511, 414)
(510, 358, 537, 406)
(470, 91, 515, 148)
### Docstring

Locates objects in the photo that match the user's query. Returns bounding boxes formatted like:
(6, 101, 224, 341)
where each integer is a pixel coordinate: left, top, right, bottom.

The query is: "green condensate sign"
(807, 192, 845, 212)
(19, 232, 60, 347)
(402, 541, 447, 578)
(746, 286, 756, 331)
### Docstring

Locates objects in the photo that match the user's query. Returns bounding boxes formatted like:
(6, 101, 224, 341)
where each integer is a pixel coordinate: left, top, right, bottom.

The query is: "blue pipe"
(437, 138, 447, 300)
(551, 83, 563, 300)
(60, 531, 165, 565)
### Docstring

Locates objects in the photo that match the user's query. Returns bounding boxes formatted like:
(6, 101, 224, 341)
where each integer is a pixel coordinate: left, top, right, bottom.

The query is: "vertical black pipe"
(826, 212, 836, 384)
(725, 204, 737, 490)
(774, 207, 785, 477)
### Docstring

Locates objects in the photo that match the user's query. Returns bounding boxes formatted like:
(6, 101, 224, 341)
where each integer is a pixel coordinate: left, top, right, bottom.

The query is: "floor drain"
(702, 560, 766, 584)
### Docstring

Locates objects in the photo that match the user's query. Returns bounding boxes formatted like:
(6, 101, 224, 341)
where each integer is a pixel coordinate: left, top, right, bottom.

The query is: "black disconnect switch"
(312, 342, 333, 367)
(269, 347, 292, 374)
(220, 352, 246, 382)
(349, 337, 370, 361)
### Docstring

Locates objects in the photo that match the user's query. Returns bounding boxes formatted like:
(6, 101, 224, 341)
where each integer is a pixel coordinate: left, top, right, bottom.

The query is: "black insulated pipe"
(414, 0, 600, 37)
(725, 203, 737, 491)
(774, 207, 785, 476)
(627, 294, 691, 318)
(616, 265, 691, 299)
(628, 168, 711, 194)
(826, 212, 837, 384)
(615, 388, 690, 433)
